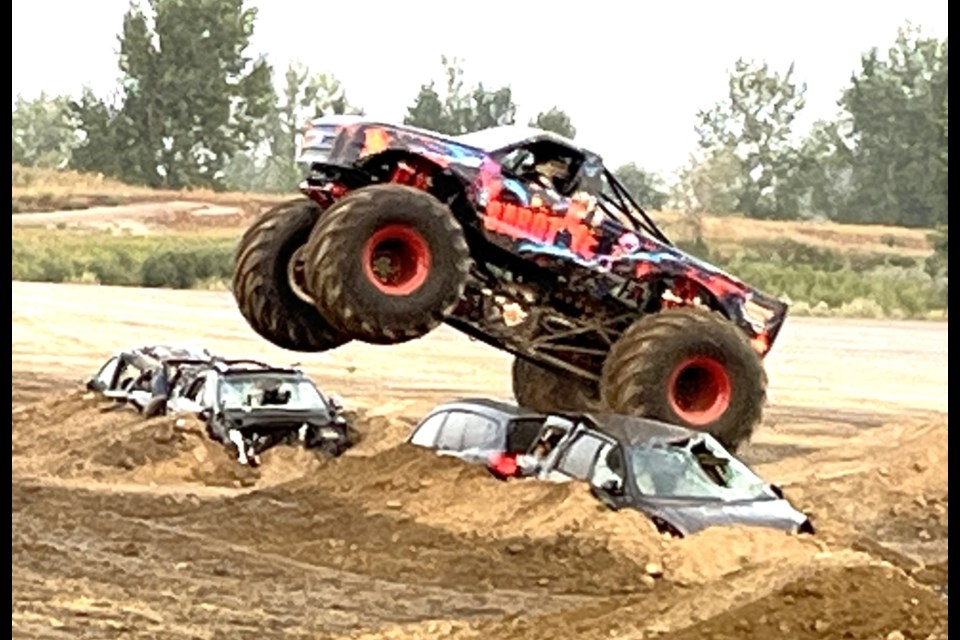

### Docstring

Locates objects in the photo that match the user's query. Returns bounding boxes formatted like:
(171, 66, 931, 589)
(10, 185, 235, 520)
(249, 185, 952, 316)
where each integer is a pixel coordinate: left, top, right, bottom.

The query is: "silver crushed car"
(408, 398, 813, 537)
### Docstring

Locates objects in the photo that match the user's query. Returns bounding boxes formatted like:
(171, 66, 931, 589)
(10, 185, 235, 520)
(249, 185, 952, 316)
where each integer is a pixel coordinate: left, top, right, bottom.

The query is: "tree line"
(11, 0, 946, 233)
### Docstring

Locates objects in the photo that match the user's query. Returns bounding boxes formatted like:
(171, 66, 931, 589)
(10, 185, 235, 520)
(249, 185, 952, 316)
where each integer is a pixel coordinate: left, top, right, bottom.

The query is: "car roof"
(585, 413, 702, 446)
(130, 345, 212, 361)
(426, 397, 547, 422)
(219, 363, 303, 375)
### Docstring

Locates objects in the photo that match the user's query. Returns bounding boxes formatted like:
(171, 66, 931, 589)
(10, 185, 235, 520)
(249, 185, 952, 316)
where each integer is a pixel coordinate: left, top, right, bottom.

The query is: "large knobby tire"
(305, 184, 471, 345)
(600, 307, 767, 452)
(232, 199, 351, 353)
(512, 357, 601, 413)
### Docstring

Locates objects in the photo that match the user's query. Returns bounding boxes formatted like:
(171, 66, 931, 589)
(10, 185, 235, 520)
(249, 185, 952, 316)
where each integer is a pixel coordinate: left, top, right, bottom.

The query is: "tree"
(834, 25, 947, 228)
(404, 56, 517, 135)
(695, 59, 808, 219)
(69, 88, 127, 180)
(530, 107, 577, 139)
(788, 119, 855, 220)
(614, 163, 668, 210)
(223, 61, 363, 192)
(70, 0, 275, 190)
(669, 149, 742, 215)
(471, 84, 517, 131)
(925, 225, 948, 277)
(12, 92, 80, 169)
(404, 83, 448, 133)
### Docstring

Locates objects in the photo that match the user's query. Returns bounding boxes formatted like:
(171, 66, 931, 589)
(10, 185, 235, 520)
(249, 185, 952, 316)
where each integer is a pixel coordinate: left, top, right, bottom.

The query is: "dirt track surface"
(12, 281, 949, 639)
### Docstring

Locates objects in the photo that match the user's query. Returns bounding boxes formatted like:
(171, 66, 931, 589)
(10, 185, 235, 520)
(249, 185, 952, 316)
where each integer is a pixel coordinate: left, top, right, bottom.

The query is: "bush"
(8, 227, 949, 319)
(88, 250, 140, 286)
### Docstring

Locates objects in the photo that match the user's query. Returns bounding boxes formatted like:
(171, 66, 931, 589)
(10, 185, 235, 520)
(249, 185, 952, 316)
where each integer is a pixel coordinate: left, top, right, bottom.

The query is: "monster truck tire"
(232, 198, 350, 353)
(512, 357, 601, 413)
(600, 306, 766, 452)
(305, 184, 471, 344)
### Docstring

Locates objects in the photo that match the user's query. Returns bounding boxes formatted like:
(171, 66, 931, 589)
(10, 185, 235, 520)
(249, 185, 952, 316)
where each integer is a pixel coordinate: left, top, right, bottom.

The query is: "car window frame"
(553, 431, 610, 480)
(409, 411, 449, 448)
(435, 410, 503, 452)
(459, 413, 504, 451)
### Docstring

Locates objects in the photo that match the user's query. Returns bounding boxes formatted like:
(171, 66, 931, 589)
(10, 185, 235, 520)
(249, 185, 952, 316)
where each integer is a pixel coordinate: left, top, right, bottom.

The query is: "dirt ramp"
(770, 419, 948, 564)
(381, 556, 946, 640)
(340, 408, 417, 456)
(660, 563, 948, 640)
(12, 391, 257, 487)
(273, 443, 826, 590)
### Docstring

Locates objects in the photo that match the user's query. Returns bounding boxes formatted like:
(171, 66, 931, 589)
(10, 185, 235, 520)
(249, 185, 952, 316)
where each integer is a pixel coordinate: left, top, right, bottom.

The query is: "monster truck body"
(233, 118, 788, 450)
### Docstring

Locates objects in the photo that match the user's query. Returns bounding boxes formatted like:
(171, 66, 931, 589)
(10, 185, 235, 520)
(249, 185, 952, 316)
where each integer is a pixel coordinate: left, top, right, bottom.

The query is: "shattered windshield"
(629, 435, 775, 502)
(218, 374, 328, 412)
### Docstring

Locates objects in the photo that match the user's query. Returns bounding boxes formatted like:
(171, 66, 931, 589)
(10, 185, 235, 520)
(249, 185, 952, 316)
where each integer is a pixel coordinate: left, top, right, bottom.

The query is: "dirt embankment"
(11, 381, 948, 639)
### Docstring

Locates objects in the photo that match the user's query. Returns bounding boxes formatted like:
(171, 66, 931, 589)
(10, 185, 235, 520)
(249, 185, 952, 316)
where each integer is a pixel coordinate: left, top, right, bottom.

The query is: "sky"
(11, 0, 948, 176)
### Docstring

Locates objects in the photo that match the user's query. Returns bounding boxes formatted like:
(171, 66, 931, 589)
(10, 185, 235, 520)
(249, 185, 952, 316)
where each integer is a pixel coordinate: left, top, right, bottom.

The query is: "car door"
(409, 411, 448, 448)
(170, 374, 208, 415)
(88, 356, 120, 392)
(458, 412, 503, 463)
(541, 431, 608, 483)
(433, 411, 501, 465)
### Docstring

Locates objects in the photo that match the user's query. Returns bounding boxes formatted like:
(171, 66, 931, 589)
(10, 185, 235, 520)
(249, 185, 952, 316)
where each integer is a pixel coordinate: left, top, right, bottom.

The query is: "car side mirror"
(198, 408, 213, 422)
(328, 394, 344, 412)
(770, 484, 785, 499)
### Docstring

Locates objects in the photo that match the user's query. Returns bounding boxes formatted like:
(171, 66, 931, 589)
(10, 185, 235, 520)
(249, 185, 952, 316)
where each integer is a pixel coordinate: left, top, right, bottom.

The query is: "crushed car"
(166, 358, 353, 466)
(233, 118, 791, 452)
(85, 345, 216, 417)
(408, 398, 813, 537)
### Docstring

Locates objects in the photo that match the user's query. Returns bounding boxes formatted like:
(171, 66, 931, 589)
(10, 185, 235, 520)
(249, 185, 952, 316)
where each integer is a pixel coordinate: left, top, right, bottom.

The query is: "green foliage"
(11, 229, 235, 289)
(925, 225, 948, 277)
(222, 61, 363, 193)
(404, 56, 517, 135)
(694, 59, 808, 219)
(670, 149, 742, 215)
(69, 0, 275, 191)
(12, 92, 80, 169)
(835, 25, 948, 229)
(613, 163, 667, 210)
(10, 227, 946, 318)
(530, 107, 577, 139)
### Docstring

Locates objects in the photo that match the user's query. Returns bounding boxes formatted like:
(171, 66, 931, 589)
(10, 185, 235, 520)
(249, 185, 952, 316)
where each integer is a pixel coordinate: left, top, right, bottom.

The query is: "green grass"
(10, 228, 949, 320)
(11, 228, 238, 289)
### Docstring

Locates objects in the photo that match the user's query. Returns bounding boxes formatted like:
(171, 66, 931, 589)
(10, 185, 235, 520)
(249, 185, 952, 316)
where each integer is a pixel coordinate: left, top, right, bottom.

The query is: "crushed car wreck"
(166, 359, 353, 466)
(408, 398, 813, 537)
(86, 348, 354, 466)
(85, 345, 216, 417)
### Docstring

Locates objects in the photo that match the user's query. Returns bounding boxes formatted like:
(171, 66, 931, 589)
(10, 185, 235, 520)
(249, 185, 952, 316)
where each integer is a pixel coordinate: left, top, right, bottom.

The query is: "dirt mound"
(661, 563, 948, 640)
(340, 408, 417, 456)
(765, 419, 949, 566)
(12, 391, 259, 487)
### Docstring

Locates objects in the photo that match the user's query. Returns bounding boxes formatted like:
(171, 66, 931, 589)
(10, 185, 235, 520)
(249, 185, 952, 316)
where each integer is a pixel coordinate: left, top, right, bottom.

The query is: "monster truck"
(232, 120, 788, 451)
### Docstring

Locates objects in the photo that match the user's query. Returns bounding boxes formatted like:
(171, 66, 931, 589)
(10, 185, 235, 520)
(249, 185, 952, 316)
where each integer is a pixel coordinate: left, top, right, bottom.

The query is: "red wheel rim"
(361, 224, 431, 296)
(666, 356, 732, 427)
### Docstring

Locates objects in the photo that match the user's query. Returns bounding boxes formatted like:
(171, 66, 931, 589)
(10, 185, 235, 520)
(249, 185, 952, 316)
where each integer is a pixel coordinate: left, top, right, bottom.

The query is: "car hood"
(221, 408, 337, 428)
(635, 497, 812, 536)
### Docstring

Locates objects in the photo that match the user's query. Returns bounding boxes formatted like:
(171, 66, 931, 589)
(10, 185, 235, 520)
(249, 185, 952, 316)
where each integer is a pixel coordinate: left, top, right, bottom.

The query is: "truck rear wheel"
(305, 184, 471, 344)
(600, 307, 767, 452)
(232, 199, 351, 353)
(512, 357, 600, 413)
